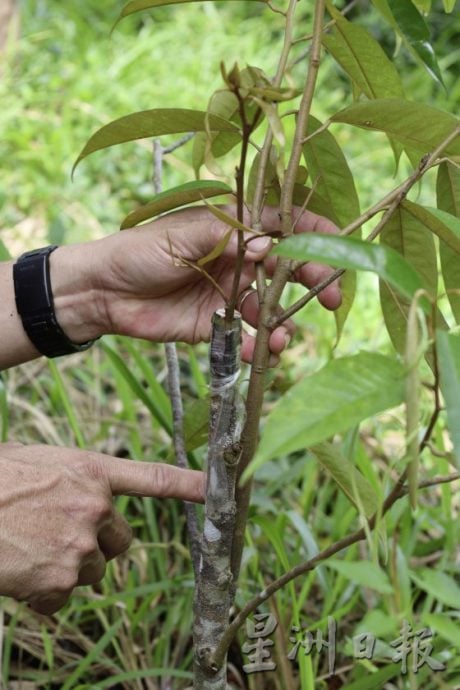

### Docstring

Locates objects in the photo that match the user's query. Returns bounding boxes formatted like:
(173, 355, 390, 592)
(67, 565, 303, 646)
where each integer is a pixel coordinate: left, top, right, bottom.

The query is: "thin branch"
(271, 126, 460, 328)
(212, 455, 459, 666)
(271, 267, 345, 327)
(163, 132, 194, 154)
(227, 88, 252, 320)
(153, 139, 163, 195)
(152, 138, 201, 574)
(164, 343, 201, 574)
(411, 472, 459, 491)
(251, 0, 299, 303)
(213, 470, 412, 668)
(289, 0, 358, 65)
(231, 0, 327, 585)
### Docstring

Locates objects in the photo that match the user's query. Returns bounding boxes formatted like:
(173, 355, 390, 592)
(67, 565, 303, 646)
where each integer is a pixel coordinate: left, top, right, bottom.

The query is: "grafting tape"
(210, 308, 242, 394)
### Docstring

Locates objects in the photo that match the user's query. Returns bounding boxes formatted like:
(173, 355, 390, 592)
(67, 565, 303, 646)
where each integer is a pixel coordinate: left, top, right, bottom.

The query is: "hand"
(52, 206, 341, 363)
(0, 442, 204, 614)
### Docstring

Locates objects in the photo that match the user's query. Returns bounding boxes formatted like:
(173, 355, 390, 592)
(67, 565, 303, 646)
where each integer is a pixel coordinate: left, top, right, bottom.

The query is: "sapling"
(73, 0, 460, 687)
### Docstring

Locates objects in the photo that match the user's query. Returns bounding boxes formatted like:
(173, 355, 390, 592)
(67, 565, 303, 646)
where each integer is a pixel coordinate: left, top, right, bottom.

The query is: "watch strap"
(13, 245, 95, 358)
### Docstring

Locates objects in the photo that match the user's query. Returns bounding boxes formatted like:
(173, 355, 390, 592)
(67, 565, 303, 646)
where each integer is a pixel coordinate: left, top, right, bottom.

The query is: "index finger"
(97, 456, 205, 503)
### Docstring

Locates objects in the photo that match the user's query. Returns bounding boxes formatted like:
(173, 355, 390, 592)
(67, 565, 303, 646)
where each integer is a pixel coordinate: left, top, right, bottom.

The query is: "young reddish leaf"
(332, 100, 460, 157)
(120, 181, 232, 229)
(437, 162, 460, 324)
(73, 109, 238, 175)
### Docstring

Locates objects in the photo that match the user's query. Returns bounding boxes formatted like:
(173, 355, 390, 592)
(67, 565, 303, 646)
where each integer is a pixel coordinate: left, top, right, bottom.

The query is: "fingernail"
(248, 235, 272, 254)
(284, 332, 291, 348)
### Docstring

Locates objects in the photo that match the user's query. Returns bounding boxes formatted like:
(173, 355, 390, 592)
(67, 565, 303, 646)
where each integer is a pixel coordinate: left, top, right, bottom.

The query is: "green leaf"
(202, 200, 255, 234)
(442, 0, 456, 11)
(292, 184, 339, 222)
(192, 91, 241, 176)
(247, 351, 405, 473)
(413, 0, 432, 12)
(323, 5, 405, 100)
(341, 665, 401, 690)
(248, 85, 300, 103)
(183, 397, 210, 451)
(303, 116, 360, 228)
(302, 116, 360, 340)
(273, 233, 426, 305)
(61, 619, 123, 690)
(387, 0, 444, 85)
(334, 271, 356, 346)
(332, 99, 460, 157)
(246, 148, 334, 219)
(73, 109, 238, 174)
(101, 341, 172, 435)
(379, 207, 437, 354)
(117, 0, 267, 23)
(371, 0, 398, 27)
(437, 162, 460, 323)
(197, 228, 233, 266)
(326, 559, 394, 594)
(120, 181, 232, 229)
(310, 442, 378, 518)
(411, 567, 460, 609)
(401, 201, 460, 255)
(247, 148, 280, 207)
(436, 331, 460, 468)
(421, 613, 460, 649)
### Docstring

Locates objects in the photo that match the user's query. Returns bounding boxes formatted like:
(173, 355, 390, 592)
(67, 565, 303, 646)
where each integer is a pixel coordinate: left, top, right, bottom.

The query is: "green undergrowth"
(0, 1, 459, 688)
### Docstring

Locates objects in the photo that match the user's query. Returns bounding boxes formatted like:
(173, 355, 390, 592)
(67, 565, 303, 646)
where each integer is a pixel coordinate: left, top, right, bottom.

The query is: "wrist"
(49, 243, 108, 344)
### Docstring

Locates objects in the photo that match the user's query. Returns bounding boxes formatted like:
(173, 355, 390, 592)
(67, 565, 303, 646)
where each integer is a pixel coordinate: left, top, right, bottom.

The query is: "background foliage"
(0, 1, 459, 688)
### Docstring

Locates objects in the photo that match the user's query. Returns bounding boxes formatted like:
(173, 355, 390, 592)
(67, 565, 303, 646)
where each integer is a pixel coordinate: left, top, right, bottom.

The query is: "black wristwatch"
(13, 245, 96, 358)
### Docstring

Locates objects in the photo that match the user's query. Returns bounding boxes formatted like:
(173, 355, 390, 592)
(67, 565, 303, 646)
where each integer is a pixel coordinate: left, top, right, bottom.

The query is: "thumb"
(99, 456, 205, 503)
(244, 234, 272, 260)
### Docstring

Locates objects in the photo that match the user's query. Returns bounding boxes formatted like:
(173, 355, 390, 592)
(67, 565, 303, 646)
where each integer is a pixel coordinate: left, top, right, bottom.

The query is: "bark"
(193, 310, 244, 690)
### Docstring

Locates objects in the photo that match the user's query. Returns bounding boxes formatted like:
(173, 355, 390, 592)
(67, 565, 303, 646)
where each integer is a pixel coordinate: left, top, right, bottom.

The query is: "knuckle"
(50, 569, 78, 595)
(74, 536, 99, 559)
(151, 463, 175, 496)
(89, 496, 112, 522)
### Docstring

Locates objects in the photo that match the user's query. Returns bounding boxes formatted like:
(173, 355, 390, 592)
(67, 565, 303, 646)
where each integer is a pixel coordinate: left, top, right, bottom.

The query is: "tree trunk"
(193, 310, 244, 689)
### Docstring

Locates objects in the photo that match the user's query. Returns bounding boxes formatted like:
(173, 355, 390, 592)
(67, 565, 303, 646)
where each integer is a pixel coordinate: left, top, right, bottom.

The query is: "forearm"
(0, 244, 106, 370)
(0, 260, 40, 368)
